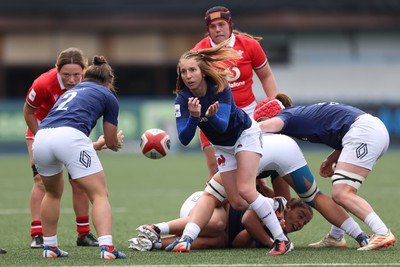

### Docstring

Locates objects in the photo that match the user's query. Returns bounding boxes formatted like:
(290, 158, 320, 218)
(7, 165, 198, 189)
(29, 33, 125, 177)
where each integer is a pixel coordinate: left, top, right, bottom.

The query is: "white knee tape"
(297, 179, 319, 203)
(205, 178, 226, 202)
(331, 170, 365, 190)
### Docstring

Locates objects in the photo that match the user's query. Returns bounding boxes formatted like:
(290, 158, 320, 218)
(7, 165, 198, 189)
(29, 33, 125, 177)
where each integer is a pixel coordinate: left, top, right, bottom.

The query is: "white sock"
(98, 235, 113, 247)
(156, 222, 169, 235)
(340, 217, 363, 239)
(182, 222, 200, 241)
(364, 212, 388, 235)
(329, 225, 345, 239)
(153, 242, 162, 250)
(43, 235, 57, 247)
(250, 194, 287, 241)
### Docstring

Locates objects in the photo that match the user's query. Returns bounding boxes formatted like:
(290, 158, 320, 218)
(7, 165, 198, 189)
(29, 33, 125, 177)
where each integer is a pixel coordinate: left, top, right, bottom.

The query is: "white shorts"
(179, 191, 203, 218)
(241, 101, 257, 118)
(33, 127, 103, 179)
(213, 121, 263, 173)
(339, 114, 389, 170)
(258, 133, 307, 176)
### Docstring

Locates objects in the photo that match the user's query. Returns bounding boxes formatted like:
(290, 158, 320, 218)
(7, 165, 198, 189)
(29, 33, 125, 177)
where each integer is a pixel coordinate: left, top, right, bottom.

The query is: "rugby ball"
(140, 128, 170, 159)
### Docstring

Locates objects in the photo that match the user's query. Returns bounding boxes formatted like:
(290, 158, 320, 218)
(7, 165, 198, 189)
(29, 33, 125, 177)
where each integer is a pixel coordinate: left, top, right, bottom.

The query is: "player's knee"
(296, 187, 320, 208)
(212, 219, 226, 234)
(228, 198, 248, 210)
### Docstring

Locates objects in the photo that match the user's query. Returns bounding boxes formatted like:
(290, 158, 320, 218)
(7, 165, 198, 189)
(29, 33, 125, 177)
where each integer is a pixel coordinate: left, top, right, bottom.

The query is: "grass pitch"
(0, 150, 399, 266)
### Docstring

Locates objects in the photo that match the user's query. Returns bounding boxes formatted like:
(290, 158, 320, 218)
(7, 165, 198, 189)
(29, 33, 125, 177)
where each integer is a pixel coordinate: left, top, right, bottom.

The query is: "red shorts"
(199, 130, 212, 150)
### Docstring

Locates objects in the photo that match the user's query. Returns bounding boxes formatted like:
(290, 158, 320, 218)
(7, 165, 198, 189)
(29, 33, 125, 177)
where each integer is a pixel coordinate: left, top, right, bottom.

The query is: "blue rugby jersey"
(175, 81, 252, 146)
(277, 102, 365, 150)
(39, 81, 119, 136)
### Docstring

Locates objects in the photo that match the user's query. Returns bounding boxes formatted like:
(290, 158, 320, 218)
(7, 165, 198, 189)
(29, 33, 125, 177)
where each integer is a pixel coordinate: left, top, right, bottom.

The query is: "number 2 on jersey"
(56, 91, 77, 111)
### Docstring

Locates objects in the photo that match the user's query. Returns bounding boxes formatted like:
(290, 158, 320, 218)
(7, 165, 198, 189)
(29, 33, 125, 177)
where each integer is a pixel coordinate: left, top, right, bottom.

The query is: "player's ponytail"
(84, 55, 116, 94)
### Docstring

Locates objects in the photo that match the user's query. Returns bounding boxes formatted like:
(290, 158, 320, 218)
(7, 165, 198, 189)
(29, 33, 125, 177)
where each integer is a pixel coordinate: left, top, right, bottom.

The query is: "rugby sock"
(43, 235, 58, 247)
(364, 212, 388, 235)
(181, 222, 200, 241)
(98, 235, 113, 247)
(153, 242, 162, 250)
(76, 215, 90, 237)
(329, 225, 345, 239)
(31, 220, 43, 238)
(340, 217, 363, 239)
(156, 222, 169, 235)
(250, 194, 287, 241)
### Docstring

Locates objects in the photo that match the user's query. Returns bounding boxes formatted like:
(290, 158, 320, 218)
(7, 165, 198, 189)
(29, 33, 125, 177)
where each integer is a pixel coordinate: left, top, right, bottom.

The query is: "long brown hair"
(175, 38, 241, 95)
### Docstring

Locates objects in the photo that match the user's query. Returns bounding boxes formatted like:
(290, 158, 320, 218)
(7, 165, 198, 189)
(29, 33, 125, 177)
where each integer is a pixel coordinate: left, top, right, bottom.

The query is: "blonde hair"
(233, 29, 263, 41)
(175, 38, 241, 95)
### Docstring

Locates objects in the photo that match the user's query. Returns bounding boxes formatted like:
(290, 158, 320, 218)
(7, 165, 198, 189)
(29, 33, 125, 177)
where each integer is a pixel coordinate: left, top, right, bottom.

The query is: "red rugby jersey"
(25, 68, 67, 121)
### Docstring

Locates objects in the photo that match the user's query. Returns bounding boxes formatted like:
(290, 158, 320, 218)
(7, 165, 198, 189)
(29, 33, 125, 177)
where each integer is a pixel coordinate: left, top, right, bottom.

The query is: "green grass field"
(0, 150, 399, 266)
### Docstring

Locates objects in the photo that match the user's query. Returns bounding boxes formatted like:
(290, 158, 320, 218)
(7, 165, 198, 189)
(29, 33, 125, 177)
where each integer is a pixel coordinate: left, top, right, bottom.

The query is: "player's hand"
(188, 97, 201, 118)
(206, 101, 219, 117)
(94, 135, 107, 150)
(116, 130, 124, 149)
(319, 159, 335, 178)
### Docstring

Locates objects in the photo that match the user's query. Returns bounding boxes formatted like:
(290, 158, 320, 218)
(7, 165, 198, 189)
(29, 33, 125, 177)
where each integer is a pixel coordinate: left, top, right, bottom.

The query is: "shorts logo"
(79, 151, 91, 168)
(217, 155, 226, 166)
(356, 143, 368, 159)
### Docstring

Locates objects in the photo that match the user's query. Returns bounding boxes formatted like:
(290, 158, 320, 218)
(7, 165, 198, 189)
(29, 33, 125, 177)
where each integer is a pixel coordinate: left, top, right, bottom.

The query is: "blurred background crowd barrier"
(0, 0, 399, 153)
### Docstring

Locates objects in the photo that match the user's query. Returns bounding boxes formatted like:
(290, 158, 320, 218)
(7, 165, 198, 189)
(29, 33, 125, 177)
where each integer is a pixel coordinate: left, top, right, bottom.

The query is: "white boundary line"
(76, 264, 400, 267)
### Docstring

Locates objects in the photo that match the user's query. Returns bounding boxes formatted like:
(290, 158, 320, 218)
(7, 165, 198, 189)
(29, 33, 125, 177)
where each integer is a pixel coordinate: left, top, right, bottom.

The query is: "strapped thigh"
(205, 177, 226, 202)
(331, 170, 365, 190)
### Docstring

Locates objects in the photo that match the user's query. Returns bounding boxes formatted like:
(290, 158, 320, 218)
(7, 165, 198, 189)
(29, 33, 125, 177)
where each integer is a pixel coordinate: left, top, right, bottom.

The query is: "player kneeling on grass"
(33, 56, 126, 260)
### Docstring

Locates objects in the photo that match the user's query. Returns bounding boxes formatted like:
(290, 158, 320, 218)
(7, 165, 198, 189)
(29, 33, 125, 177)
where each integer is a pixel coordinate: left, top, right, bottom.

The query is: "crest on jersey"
(175, 104, 181, 117)
(28, 89, 36, 102)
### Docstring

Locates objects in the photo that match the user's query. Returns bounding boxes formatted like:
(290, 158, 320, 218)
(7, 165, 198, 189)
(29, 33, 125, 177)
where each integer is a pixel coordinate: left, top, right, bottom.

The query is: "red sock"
(76, 215, 91, 237)
(103, 245, 115, 251)
(30, 220, 43, 238)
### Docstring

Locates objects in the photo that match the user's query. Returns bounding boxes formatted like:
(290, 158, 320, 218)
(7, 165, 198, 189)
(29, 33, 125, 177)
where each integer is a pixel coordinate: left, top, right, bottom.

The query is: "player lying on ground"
(129, 133, 369, 253)
(128, 192, 312, 251)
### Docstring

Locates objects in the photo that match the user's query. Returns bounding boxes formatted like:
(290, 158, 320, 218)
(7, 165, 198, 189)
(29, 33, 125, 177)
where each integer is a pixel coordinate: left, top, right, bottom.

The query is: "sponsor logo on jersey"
(229, 81, 246, 89)
(226, 66, 240, 82)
